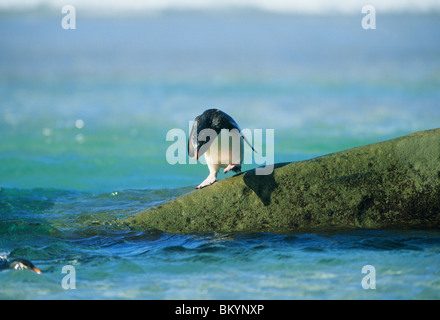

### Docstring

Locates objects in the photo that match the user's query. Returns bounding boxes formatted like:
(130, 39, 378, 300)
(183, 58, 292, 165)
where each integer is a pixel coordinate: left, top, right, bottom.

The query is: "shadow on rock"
(242, 163, 289, 206)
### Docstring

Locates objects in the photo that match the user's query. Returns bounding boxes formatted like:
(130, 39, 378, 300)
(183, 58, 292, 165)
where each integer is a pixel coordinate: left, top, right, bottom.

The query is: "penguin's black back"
(196, 109, 241, 133)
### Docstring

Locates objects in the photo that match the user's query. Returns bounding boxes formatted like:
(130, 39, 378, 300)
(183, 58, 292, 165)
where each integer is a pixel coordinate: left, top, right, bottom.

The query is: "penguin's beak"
(32, 267, 42, 274)
(194, 150, 199, 162)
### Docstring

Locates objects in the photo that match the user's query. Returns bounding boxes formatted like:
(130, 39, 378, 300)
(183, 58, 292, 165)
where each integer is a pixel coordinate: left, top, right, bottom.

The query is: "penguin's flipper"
(239, 131, 257, 153)
(223, 117, 257, 153)
(224, 115, 257, 153)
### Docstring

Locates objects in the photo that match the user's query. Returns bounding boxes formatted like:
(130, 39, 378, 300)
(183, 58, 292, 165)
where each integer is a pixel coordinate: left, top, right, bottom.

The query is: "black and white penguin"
(188, 109, 256, 189)
(0, 258, 42, 274)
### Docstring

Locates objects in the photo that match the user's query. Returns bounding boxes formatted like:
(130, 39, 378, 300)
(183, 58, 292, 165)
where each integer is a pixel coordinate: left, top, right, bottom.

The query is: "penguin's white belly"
(204, 130, 244, 172)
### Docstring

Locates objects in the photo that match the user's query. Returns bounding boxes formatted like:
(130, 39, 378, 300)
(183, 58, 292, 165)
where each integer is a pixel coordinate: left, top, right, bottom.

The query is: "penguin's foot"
(223, 164, 241, 174)
(196, 173, 217, 189)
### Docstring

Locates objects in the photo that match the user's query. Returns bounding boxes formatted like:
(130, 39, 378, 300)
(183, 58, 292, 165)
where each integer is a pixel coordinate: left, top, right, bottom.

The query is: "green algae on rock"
(126, 128, 440, 233)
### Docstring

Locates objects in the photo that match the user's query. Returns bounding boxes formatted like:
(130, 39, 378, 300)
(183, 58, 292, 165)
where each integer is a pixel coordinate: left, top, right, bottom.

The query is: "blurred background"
(1, 0, 440, 192)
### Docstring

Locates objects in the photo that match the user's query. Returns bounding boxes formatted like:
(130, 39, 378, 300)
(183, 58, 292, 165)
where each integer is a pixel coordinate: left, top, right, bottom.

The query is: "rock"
(126, 128, 440, 233)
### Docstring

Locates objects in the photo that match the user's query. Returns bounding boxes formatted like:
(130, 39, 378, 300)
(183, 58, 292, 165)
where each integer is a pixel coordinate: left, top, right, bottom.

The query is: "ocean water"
(1, 3, 440, 299)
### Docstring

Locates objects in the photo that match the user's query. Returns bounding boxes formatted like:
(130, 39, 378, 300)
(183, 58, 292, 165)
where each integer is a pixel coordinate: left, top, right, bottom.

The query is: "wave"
(1, 0, 440, 15)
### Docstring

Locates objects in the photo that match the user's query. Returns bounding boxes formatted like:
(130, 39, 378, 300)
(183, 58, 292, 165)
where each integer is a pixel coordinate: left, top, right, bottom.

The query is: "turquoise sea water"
(1, 7, 440, 299)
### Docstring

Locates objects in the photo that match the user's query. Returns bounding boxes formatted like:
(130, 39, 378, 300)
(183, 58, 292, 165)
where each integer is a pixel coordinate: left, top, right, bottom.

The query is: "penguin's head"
(8, 258, 42, 274)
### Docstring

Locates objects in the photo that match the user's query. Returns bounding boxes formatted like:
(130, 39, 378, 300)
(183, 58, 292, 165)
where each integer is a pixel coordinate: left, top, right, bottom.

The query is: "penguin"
(0, 258, 42, 274)
(188, 109, 256, 189)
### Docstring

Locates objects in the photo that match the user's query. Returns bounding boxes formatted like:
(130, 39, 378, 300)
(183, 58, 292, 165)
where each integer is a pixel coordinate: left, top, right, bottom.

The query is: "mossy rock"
(126, 128, 440, 233)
